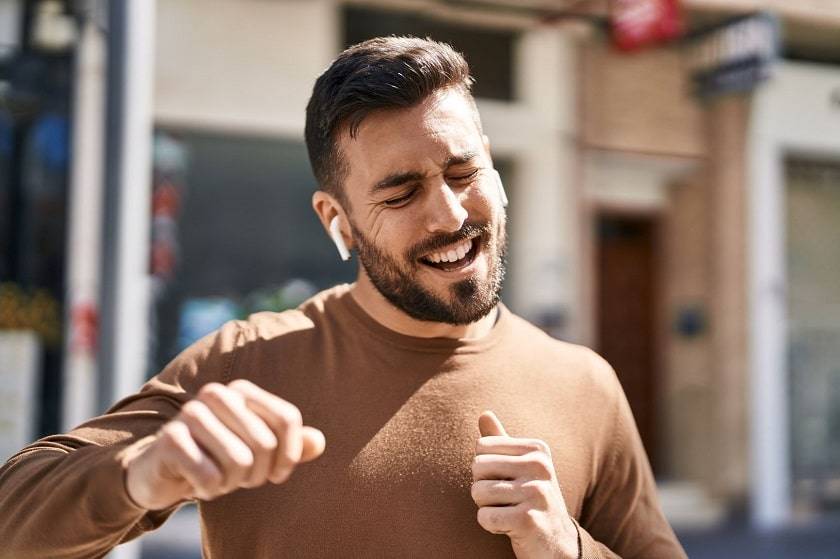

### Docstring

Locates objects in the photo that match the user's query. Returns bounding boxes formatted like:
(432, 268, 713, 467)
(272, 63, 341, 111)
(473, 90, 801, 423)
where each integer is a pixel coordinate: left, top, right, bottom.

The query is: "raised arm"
(0, 320, 323, 558)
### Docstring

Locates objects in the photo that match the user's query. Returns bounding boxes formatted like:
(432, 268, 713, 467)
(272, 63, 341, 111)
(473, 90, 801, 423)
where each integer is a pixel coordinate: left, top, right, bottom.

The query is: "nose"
(425, 182, 468, 234)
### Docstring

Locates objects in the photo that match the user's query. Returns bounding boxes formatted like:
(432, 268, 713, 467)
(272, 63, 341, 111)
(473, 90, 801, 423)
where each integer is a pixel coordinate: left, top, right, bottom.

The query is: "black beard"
(350, 220, 507, 325)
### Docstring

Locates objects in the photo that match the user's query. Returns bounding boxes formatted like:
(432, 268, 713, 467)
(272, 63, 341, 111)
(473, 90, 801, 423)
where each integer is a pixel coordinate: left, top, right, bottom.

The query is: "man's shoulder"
(235, 284, 351, 344)
(503, 310, 622, 397)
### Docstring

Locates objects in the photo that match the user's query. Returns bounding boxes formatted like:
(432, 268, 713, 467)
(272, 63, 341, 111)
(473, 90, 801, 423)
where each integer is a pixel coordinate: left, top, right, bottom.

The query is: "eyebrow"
(369, 151, 480, 194)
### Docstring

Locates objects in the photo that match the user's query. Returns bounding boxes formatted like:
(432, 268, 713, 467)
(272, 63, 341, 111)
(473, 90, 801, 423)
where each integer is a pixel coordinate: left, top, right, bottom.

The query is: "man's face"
(339, 88, 507, 325)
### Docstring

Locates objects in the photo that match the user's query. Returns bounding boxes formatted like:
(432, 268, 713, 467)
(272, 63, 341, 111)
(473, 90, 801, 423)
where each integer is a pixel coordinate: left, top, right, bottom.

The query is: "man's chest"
(201, 359, 595, 556)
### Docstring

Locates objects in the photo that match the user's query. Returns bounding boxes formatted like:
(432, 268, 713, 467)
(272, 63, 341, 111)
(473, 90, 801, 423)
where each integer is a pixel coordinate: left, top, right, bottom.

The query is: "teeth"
(423, 238, 474, 264)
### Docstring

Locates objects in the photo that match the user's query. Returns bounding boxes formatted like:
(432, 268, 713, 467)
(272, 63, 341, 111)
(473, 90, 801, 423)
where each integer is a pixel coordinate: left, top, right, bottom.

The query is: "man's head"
(306, 36, 507, 325)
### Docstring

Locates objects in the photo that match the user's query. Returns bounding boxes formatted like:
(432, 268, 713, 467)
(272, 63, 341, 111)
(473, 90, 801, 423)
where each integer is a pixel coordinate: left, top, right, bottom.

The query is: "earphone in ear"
(491, 169, 509, 208)
(329, 215, 351, 261)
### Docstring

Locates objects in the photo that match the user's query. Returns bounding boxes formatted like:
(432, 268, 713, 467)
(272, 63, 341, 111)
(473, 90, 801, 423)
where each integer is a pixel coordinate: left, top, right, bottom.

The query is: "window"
(343, 5, 518, 101)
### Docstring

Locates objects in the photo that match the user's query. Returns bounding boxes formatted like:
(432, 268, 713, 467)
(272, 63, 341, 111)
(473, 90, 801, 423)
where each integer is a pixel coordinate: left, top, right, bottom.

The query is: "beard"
(349, 218, 507, 325)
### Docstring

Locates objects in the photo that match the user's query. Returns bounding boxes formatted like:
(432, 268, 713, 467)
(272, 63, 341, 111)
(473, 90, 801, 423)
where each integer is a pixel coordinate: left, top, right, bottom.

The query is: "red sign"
(611, 0, 683, 51)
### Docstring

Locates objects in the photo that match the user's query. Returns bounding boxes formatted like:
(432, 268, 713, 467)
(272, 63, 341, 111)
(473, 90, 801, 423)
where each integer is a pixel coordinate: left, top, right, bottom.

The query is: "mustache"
(407, 221, 492, 261)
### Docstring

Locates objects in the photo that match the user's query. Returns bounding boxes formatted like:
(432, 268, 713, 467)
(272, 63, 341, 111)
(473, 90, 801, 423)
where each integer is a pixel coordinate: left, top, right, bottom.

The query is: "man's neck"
(349, 274, 498, 340)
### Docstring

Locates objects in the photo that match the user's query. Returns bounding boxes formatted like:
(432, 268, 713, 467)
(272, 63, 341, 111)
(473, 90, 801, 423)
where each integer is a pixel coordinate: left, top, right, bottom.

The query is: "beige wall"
(580, 40, 705, 158)
(579, 32, 753, 509)
(154, 0, 338, 136)
(662, 173, 713, 483)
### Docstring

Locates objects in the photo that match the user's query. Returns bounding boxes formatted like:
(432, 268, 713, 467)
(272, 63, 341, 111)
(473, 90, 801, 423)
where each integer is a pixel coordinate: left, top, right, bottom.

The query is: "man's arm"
(0, 321, 238, 558)
(0, 319, 323, 558)
(0, 397, 184, 558)
(574, 353, 688, 559)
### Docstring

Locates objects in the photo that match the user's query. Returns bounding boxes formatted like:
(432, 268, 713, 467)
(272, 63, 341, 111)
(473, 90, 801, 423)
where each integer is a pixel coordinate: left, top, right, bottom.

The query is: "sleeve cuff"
(570, 517, 621, 559)
(570, 517, 584, 559)
(115, 435, 161, 511)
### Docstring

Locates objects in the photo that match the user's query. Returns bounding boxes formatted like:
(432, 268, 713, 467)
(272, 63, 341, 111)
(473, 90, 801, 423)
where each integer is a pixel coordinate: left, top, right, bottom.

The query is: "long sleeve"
(575, 355, 688, 559)
(0, 320, 244, 559)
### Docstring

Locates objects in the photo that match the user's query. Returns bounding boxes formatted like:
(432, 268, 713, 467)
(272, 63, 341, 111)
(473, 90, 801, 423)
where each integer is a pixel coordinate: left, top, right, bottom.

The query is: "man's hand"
(124, 379, 326, 510)
(471, 411, 579, 559)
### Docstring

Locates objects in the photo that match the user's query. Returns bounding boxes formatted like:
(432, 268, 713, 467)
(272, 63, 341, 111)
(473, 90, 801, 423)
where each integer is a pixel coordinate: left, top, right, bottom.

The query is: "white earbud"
(491, 169, 509, 207)
(329, 215, 351, 261)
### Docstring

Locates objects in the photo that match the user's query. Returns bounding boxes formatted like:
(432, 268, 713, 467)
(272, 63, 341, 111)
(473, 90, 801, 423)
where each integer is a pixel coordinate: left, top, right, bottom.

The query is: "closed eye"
(383, 189, 417, 207)
(447, 169, 480, 184)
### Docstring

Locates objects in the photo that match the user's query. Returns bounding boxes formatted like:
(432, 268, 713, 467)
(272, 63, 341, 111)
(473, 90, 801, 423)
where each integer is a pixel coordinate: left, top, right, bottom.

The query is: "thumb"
(478, 410, 508, 438)
(299, 426, 326, 463)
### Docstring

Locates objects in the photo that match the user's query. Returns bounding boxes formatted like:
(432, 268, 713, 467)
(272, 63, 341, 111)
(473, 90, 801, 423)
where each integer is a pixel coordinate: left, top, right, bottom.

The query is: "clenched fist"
(471, 411, 579, 559)
(124, 379, 325, 510)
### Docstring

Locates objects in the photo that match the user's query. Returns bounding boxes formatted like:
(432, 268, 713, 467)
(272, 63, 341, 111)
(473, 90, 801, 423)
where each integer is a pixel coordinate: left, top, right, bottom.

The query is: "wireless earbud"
(491, 169, 509, 208)
(329, 215, 351, 261)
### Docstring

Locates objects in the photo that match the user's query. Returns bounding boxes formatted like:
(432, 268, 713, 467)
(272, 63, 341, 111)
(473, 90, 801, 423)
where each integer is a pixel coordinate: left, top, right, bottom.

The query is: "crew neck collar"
(330, 284, 510, 354)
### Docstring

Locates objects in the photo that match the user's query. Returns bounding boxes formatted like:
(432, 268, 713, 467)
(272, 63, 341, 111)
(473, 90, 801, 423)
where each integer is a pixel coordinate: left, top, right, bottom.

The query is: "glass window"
(342, 6, 518, 101)
(152, 131, 354, 370)
(787, 157, 840, 512)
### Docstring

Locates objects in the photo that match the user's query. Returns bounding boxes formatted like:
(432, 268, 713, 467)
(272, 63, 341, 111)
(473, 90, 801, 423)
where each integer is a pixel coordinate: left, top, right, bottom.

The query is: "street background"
(2, 1, 840, 557)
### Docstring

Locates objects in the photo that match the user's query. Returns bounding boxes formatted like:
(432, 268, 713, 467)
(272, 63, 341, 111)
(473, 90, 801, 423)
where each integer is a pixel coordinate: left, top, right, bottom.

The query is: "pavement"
(137, 505, 840, 558)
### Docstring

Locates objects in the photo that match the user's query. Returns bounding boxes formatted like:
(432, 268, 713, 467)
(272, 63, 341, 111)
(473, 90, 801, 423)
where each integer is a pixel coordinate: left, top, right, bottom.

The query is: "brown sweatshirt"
(0, 284, 686, 558)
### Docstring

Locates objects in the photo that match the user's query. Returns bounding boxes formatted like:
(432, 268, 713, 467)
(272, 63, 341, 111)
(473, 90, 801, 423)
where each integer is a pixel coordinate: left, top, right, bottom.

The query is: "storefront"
(0, 0, 73, 448)
(748, 60, 840, 527)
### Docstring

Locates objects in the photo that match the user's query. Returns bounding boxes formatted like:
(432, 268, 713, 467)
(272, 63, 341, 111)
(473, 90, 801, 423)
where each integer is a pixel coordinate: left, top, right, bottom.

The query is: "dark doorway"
(596, 213, 662, 474)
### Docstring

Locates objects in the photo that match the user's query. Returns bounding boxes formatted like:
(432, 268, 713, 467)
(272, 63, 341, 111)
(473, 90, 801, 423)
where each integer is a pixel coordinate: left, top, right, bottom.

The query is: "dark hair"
(304, 36, 477, 204)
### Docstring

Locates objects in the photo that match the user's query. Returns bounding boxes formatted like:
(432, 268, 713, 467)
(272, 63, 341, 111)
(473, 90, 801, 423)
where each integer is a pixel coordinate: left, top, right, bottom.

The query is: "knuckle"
(198, 382, 226, 400)
(525, 481, 550, 506)
(281, 452, 299, 467)
(528, 453, 553, 478)
(229, 379, 256, 392)
(197, 467, 223, 489)
(239, 476, 262, 489)
(232, 448, 255, 470)
(160, 421, 183, 441)
(279, 403, 302, 427)
(253, 434, 278, 455)
(180, 400, 206, 421)
(470, 482, 481, 501)
(476, 508, 492, 529)
(528, 438, 550, 455)
(521, 479, 541, 497)
(271, 467, 292, 484)
(522, 507, 540, 529)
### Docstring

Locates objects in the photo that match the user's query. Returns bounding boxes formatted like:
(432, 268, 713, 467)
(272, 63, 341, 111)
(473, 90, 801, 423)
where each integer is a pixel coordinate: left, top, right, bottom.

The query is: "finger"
(472, 453, 555, 482)
(229, 380, 304, 482)
(476, 504, 526, 535)
(478, 410, 508, 438)
(300, 426, 326, 463)
(471, 479, 520, 507)
(472, 479, 551, 510)
(158, 420, 223, 500)
(179, 400, 255, 490)
(476, 436, 551, 457)
(197, 383, 278, 487)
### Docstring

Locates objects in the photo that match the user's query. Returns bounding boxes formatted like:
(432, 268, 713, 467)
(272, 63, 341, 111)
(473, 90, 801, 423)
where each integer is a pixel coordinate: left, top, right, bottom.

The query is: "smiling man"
(0, 37, 687, 558)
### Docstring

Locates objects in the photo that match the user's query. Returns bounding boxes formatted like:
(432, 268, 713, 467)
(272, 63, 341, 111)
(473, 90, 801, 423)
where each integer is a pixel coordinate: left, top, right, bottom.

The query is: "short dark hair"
(304, 36, 477, 205)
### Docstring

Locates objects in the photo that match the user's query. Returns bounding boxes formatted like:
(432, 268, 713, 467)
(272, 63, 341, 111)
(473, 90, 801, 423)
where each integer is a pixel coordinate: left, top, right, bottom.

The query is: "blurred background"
(1, 0, 839, 557)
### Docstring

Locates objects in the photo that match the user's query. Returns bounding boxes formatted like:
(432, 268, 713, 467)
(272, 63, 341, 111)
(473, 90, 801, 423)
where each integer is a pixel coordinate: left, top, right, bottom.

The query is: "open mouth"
(418, 235, 481, 272)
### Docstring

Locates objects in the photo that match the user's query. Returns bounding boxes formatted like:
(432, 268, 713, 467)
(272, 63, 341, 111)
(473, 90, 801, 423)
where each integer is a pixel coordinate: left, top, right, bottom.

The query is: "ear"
(312, 190, 353, 249)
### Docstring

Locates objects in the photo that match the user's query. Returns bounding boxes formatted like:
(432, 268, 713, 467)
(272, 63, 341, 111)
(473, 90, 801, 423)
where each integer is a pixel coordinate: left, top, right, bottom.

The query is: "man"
(0, 37, 686, 558)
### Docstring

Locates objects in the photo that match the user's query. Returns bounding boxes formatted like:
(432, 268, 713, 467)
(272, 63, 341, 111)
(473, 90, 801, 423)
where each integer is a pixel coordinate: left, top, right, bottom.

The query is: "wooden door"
(596, 214, 661, 474)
